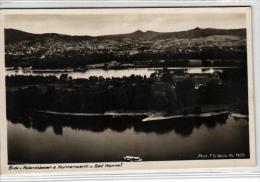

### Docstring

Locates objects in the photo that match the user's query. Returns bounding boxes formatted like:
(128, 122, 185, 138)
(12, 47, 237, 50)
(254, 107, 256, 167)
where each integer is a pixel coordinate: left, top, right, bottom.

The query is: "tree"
(59, 74, 68, 81)
(160, 67, 174, 84)
(175, 79, 196, 107)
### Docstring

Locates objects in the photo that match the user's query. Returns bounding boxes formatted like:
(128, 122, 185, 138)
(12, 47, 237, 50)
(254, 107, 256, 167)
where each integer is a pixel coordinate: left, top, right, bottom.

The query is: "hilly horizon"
(5, 27, 246, 43)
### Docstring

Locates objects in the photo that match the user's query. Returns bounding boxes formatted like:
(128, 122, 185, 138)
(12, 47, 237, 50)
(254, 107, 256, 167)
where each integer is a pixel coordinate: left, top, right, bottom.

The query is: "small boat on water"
(231, 113, 248, 119)
(123, 156, 142, 162)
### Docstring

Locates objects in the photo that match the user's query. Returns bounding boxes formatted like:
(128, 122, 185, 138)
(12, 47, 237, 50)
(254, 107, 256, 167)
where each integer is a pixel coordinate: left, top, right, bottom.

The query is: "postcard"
(0, 7, 255, 174)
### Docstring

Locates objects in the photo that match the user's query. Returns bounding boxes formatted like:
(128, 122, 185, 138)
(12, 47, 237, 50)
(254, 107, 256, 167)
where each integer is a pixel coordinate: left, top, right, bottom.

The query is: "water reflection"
(7, 110, 228, 137)
(7, 110, 250, 164)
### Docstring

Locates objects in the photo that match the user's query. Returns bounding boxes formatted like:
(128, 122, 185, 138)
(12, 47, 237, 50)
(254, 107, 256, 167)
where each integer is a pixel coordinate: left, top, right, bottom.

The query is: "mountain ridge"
(5, 27, 246, 43)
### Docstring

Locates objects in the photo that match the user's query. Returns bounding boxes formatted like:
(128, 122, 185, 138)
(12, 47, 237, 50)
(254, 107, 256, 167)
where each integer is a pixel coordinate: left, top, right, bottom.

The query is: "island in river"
(6, 65, 248, 120)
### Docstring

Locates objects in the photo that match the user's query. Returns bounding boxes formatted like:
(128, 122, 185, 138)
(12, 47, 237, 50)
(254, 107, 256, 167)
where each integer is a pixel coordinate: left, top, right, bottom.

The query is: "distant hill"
(5, 27, 246, 43)
(5, 29, 93, 43)
(100, 28, 246, 41)
(5, 29, 36, 43)
(99, 30, 160, 40)
(150, 27, 246, 40)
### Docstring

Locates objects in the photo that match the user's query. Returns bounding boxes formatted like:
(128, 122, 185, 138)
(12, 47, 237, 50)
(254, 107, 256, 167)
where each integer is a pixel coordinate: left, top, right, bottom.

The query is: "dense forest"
(6, 65, 248, 115)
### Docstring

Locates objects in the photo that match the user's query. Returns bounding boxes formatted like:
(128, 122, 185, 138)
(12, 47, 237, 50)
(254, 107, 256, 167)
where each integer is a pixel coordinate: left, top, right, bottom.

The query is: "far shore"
(5, 66, 239, 71)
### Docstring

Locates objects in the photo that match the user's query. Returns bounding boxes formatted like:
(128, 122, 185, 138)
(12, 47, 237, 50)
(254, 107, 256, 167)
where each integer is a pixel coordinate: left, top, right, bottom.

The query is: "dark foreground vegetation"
(6, 65, 248, 115)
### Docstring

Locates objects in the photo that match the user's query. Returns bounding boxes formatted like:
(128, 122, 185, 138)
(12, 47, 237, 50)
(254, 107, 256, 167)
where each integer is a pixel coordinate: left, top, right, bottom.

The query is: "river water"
(7, 113, 249, 164)
(5, 67, 235, 79)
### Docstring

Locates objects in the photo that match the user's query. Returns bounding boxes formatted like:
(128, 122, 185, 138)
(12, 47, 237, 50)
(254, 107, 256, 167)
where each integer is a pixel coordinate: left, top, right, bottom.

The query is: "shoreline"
(5, 66, 239, 72)
(35, 110, 151, 117)
(34, 110, 248, 122)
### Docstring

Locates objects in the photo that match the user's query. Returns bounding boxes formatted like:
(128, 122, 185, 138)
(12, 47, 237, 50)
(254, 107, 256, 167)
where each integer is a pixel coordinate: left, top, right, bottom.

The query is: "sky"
(5, 13, 246, 36)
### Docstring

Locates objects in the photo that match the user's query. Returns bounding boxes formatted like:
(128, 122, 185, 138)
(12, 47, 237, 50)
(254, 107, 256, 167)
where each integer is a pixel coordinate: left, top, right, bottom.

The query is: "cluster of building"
(5, 35, 246, 58)
(151, 35, 246, 53)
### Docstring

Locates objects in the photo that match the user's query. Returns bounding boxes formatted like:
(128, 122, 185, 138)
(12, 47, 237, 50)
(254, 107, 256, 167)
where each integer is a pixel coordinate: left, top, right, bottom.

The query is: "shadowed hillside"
(5, 27, 246, 43)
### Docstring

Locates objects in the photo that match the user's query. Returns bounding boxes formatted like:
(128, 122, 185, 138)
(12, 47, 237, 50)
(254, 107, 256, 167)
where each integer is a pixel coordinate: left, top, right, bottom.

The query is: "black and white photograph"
(0, 8, 255, 173)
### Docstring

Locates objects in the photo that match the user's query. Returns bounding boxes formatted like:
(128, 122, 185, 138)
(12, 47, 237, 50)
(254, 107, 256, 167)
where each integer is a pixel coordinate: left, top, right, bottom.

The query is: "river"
(7, 112, 249, 164)
(5, 67, 236, 79)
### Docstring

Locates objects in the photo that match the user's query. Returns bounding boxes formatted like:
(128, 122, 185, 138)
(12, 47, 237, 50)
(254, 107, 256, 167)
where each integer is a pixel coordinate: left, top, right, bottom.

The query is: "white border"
(0, 2, 259, 180)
